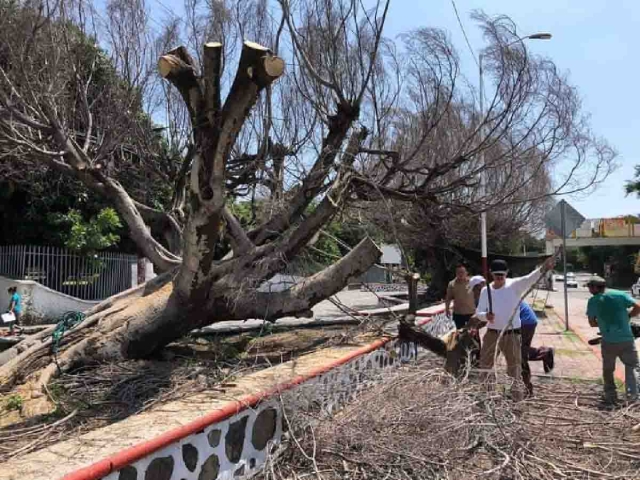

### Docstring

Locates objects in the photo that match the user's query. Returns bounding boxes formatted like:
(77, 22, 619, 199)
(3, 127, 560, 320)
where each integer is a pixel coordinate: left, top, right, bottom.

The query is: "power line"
(450, 0, 479, 68)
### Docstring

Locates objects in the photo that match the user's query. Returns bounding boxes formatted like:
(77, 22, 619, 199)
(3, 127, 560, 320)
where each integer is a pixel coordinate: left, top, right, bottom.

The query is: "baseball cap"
(586, 275, 606, 287)
(490, 259, 508, 275)
(469, 275, 486, 288)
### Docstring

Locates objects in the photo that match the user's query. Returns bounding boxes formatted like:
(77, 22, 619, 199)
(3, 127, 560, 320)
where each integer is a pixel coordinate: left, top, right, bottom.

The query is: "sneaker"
(543, 348, 555, 373)
(525, 383, 534, 398)
(599, 397, 618, 410)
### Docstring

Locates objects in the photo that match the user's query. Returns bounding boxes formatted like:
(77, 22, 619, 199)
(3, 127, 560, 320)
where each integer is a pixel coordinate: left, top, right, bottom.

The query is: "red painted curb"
(62, 337, 392, 480)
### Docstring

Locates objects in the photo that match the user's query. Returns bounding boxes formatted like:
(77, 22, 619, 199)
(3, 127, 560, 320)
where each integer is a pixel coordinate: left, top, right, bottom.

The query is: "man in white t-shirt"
(475, 257, 555, 400)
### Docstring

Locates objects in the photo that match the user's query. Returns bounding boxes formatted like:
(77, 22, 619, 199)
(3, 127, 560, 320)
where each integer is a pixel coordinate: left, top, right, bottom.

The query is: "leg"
(480, 330, 499, 388)
(453, 314, 470, 330)
(472, 328, 482, 366)
(500, 333, 523, 400)
(529, 345, 547, 361)
(480, 330, 499, 370)
(520, 326, 535, 395)
(601, 341, 618, 403)
(618, 341, 640, 400)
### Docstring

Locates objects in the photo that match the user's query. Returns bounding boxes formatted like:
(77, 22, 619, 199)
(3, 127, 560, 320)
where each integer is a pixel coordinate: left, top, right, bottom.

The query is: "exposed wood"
(257, 56, 285, 83)
(215, 41, 285, 178)
(157, 46, 203, 122)
(158, 46, 197, 76)
(175, 41, 285, 298)
(406, 273, 420, 314)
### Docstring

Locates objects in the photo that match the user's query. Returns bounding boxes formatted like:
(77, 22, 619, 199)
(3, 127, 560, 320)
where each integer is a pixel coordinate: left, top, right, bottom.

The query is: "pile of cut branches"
(0, 359, 234, 461)
(265, 357, 640, 479)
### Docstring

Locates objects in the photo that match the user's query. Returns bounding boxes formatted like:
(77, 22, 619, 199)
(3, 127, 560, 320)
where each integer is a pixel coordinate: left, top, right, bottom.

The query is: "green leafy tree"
(52, 208, 122, 253)
(626, 166, 640, 197)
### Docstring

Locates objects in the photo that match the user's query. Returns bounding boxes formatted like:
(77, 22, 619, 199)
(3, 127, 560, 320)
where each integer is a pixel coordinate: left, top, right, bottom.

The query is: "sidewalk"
(540, 291, 626, 382)
(527, 307, 601, 380)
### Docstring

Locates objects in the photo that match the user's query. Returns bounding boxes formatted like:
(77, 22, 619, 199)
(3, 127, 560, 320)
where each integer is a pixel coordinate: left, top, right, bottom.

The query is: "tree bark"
(0, 237, 380, 396)
(0, 37, 378, 408)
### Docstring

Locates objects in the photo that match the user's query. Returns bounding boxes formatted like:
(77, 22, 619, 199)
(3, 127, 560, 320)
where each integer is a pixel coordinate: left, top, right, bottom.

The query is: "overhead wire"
(449, 0, 479, 68)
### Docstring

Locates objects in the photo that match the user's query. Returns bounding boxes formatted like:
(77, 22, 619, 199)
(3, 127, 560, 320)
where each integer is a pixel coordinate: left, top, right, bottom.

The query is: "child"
(6, 286, 22, 334)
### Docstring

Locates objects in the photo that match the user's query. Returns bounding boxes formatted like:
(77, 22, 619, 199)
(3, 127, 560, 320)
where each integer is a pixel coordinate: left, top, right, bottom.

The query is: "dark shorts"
(452, 313, 473, 329)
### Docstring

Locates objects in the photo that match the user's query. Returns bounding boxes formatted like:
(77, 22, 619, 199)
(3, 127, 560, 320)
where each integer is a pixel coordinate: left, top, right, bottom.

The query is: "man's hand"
(542, 256, 556, 272)
(588, 316, 598, 328)
(487, 312, 495, 323)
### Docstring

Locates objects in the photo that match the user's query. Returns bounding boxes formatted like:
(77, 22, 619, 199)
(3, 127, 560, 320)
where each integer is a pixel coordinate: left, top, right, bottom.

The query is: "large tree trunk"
(0, 238, 380, 398)
(0, 37, 378, 413)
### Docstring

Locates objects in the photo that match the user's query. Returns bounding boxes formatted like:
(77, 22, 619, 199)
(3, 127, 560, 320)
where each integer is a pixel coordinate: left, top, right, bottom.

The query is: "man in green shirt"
(586, 276, 640, 404)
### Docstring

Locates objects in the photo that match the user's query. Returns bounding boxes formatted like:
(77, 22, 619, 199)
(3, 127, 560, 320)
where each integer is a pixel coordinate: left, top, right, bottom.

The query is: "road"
(529, 274, 640, 356)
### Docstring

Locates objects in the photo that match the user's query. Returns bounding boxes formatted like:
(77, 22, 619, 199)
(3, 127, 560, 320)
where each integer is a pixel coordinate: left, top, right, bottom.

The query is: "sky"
(152, 0, 640, 220)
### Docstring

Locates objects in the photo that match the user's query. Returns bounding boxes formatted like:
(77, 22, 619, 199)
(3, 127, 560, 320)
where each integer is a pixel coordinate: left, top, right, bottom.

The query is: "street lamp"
(479, 33, 552, 280)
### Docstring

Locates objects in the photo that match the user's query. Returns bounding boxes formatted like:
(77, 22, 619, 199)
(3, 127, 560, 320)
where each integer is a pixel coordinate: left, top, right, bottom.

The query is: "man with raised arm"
(475, 257, 556, 400)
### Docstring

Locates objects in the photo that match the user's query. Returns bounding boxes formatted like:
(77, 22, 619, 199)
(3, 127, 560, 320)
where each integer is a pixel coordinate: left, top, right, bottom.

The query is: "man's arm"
(511, 257, 555, 298)
(628, 301, 640, 319)
(586, 297, 598, 327)
(475, 288, 493, 323)
(445, 283, 453, 316)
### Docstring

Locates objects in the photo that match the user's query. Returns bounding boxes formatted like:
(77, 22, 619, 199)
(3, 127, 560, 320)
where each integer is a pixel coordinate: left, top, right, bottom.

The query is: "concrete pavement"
(528, 288, 627, 382)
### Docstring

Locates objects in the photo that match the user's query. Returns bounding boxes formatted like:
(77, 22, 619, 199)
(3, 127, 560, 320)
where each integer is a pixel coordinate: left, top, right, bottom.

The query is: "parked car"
(553, 272, 578, 288)
(565, 272, 578, 288)
(632, 279, 640, 298)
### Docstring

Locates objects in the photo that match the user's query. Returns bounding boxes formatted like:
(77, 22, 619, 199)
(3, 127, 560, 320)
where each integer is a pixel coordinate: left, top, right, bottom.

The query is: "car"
(554, 272, 578, 288)
(565, 272, 578, 288)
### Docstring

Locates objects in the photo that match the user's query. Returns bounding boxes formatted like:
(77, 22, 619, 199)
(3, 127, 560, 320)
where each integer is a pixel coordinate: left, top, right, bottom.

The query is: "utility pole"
(478, 32, 552, 280)
(561, 201, 569, 331)
(479, 53, 488, 279)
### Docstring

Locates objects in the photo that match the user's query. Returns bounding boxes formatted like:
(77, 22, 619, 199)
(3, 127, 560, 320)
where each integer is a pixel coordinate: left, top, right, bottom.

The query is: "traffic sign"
(545, 200, 585, 238)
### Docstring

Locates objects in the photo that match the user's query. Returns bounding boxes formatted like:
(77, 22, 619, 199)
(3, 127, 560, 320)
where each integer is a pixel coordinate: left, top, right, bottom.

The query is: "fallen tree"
(0, 0, 389, 400)
(0, 0, 615, 408)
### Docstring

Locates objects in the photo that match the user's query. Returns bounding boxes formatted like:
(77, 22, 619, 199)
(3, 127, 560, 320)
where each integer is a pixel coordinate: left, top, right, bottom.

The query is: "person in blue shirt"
(6, 286, 22, 334)
(520, 301, 554, 396)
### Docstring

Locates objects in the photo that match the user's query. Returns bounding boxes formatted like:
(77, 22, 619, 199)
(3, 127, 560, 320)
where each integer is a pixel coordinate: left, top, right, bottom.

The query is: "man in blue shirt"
(586, 276, 640, 404)
(519, 301, 554, 396)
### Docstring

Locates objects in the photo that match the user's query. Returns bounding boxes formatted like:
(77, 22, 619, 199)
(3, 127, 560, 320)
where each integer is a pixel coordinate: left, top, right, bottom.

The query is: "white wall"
(0, 276, 99, 324)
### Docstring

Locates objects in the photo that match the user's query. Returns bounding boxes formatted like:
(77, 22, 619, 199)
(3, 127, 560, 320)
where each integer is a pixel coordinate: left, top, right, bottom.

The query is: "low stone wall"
(63, 308, 451, 480)
(0, 276, 99, 324)
(361, 283, 408, 293)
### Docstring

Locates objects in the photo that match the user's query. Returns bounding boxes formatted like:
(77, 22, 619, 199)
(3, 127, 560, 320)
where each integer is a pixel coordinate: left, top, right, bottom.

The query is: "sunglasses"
(492, 272, 506, 277)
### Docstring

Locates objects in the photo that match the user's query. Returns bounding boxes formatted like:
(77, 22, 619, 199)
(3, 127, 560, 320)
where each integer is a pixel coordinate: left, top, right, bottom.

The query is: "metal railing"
(0, 245, 137, 301)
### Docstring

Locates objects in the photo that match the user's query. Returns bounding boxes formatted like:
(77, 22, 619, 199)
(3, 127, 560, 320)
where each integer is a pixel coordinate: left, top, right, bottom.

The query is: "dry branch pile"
(265, 357, 640, 479)
(0, 318, 391, 462)
(0, 359, 228, 462)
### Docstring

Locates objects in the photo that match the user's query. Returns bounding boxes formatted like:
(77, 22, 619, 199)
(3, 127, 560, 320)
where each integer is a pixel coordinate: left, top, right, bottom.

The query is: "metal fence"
(0, 245, 137, 301)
